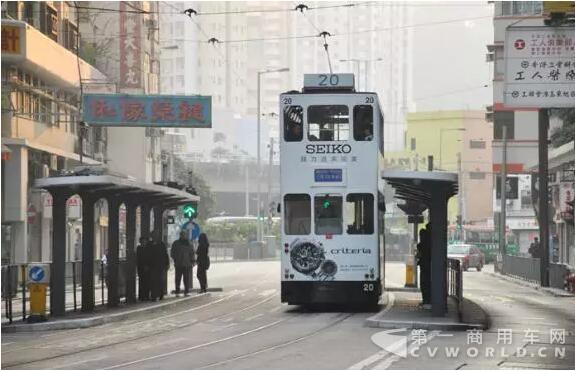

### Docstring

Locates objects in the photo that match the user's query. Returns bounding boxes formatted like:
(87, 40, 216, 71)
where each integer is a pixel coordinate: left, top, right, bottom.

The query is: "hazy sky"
(411, 1, 494, 112)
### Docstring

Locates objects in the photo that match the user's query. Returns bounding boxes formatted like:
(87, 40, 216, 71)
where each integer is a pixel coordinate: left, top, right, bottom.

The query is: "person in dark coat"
(171, 230, 195, 296)
(416, 225, 431, 307)
(528, 237, 541, 259)
(149, 230, 170, 301)
(196, 233, 210, 293)
(136, 235, 151, 301)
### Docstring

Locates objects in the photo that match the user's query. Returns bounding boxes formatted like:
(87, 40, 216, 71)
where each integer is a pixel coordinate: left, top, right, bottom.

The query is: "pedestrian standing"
(528, 237, 540, 259)
(150, 230, 169, 301)
(416, 225, 431, 308)
(136, 235, 151, 301)
(171, 231, 195, 296)
(196, 233, 210, 293)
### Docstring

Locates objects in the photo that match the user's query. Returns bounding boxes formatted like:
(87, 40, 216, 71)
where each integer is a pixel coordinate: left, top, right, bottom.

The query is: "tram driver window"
(284, 105, 304, 142)
(345, 194, 374, 234)
(314, 194, 343, 235)
(284, 194, 311, 235)
(353, 105, 374, 141)
(308, 105, 349, 141)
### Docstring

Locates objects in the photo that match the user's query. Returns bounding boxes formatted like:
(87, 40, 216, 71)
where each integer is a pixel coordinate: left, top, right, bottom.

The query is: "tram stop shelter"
(382, 170, 458, 316)
(35, 170, 199, 317)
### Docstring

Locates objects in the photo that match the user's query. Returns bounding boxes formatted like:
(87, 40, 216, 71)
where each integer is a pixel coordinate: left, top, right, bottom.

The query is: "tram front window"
(284, 105, 304, 142)
(353, 105, 374, 141)
(284, 194, 311, 235)
(315, 194, 343, 235)
(308, 105, 349, 141)
(345, 193, 374, 234)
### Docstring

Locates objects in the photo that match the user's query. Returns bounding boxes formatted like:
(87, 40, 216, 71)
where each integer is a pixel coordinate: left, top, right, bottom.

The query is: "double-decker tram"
(279, 74, 385, 306)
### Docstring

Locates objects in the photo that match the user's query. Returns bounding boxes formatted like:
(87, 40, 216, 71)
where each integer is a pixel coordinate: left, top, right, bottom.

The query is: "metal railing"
(447, 258, 463, 305)
(1, 259, 128, 323)
(502, 254, 541, 284)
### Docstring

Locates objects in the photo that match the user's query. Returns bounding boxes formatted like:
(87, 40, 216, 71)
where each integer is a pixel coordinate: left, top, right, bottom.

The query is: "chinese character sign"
(504, 27, 575, 108)
(119, 2, 142, 88)
(82, 94, 212, 128)
(1, 24, 24, 56)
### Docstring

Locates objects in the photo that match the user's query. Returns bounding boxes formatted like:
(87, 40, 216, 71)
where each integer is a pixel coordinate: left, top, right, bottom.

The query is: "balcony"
(1, 19, 107, 92)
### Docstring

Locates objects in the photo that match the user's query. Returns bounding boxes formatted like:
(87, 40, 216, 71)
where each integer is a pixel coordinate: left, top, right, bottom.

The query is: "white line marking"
(104, 319, 285, 369)
(210, 323, 238, 332)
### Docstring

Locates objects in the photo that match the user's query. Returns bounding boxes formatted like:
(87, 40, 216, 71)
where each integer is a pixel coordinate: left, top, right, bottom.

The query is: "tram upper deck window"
(284, 105, 304, 142)
(284, 194, 311, 235)
(315, 194, 343, 235)
(353, 105, 374, 141)
(345, 193, 374, 234)
(308, 105, 349, 141)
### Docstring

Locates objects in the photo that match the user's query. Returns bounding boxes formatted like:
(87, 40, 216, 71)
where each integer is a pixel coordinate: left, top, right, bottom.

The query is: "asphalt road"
(2, 261, 574, 370)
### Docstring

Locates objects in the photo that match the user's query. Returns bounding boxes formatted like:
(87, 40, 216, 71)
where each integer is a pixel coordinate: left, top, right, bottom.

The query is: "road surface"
(2, 261, 574, 369)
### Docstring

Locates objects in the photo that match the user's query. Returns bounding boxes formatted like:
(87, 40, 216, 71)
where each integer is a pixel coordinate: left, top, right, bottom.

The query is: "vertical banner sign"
(120, 2, 142, 89)
(504, 27, 575, 108)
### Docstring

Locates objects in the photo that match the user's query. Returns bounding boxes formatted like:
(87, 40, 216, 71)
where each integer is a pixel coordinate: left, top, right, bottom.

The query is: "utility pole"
(499, 125, 508, 273)
(539, 109, 550, 287)
(266, 137, 274, 235)
(245, 163, 250, 216)
(457, 152, 463, 241)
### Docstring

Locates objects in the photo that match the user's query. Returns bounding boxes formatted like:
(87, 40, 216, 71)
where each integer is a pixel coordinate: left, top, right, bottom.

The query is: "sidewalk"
(365, 289, 489, 331)
(1, 289, 221, 333)
(482, 264, 575, 297)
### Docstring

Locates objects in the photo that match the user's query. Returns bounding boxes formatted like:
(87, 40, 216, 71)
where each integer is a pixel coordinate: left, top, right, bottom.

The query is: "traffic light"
(323, 200, 331, 209)
(182, 203, 198, 219)
(456, 215, 463, 229)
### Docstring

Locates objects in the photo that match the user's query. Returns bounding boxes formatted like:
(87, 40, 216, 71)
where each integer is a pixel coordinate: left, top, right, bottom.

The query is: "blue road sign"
(191, 222, 201, 240)
(29, 266, 45, 283)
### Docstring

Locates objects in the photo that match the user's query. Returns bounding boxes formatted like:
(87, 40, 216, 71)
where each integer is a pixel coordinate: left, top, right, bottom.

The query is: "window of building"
(353, 105, 373, 141)
(308, 105, 349, 141)
(284, 194, 311, 235)
(345, 193, 374, 234)
(493, 111, 515, 140)
(500, 1, 542, 16)
(315, 194, 343, 235)
(284, 105, 303, 142)
(410, 137, 416, 151)
(470, 140, 486, 149)
(469, 171, 486, 180)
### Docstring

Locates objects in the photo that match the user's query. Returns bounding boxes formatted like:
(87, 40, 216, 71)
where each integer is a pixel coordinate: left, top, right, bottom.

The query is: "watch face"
(290, 240, 325, 275)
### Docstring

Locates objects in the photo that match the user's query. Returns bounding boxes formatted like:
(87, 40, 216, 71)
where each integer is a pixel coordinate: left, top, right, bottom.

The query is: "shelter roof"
(382, 170, 458, 206)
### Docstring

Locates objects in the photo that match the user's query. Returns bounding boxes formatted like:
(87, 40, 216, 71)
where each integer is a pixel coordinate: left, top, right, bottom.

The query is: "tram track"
(2, 289, 280, 369)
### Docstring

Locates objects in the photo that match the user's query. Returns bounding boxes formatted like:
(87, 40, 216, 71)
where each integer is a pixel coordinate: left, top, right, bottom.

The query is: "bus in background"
(279, 74, 384, 307)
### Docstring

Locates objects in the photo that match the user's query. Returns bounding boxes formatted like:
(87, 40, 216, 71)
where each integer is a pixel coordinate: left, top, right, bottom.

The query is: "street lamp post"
(339, 58, 383, 91)
(439, 128, 466, 169)
(257, 68, 289, 243)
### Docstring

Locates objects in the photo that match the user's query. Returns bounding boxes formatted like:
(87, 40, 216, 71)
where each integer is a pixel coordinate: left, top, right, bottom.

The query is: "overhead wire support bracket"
(295, 4, 309, 12)
(319, 31, 333, 74)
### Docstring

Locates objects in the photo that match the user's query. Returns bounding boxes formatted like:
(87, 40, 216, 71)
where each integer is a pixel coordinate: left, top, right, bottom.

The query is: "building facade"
(385, 110, 494, 225)
(486, 1, 545, 252)
(1, 2, 108, 263)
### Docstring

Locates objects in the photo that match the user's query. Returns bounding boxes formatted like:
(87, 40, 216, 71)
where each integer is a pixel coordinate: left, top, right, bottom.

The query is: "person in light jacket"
(171, 230, 195, 296)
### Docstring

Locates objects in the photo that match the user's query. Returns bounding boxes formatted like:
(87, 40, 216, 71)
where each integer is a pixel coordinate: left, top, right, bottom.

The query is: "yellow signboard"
(1, 25, 21, 54)
(544, 1, 575, 13)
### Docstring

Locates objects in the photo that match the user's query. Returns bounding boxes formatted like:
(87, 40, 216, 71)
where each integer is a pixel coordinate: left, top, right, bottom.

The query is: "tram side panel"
(279, 92, 382, 305)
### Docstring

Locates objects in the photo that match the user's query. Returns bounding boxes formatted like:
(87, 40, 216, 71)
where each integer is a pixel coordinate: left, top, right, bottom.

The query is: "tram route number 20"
(363, 283, 375, 292)
(318, 74, 340, 86)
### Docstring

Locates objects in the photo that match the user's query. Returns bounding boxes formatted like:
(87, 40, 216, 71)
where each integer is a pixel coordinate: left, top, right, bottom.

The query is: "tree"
(550, 108, 575, 148)
(172, 156, 215, 222)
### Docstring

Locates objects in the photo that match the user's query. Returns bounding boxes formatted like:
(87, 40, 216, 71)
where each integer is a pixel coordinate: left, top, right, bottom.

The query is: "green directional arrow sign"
(182, 204, 197, 219)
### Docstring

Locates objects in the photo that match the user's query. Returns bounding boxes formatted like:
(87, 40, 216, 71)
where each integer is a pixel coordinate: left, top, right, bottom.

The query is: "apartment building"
(1, 1, 108, 263)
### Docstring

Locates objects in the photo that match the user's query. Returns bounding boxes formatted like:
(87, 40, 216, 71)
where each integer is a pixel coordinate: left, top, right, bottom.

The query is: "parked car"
(448, 244, 485, 271)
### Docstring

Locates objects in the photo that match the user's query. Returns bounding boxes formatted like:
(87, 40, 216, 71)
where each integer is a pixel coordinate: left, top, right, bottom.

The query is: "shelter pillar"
(153, 206, 167, 295)
(141, 204, 151, 239)
(125, 201, 138, 303)
(50, 191, 70, 317)
(107, 196, 121, 307)
(430, 190, 448, 316)
(81, 194, 96, 312)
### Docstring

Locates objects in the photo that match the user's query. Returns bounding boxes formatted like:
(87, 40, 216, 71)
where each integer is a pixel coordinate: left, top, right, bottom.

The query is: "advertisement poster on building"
(504, 27, 575, 108)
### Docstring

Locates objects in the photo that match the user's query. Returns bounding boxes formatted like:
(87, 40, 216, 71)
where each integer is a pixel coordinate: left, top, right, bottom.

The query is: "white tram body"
(279, 74, 385, 305)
